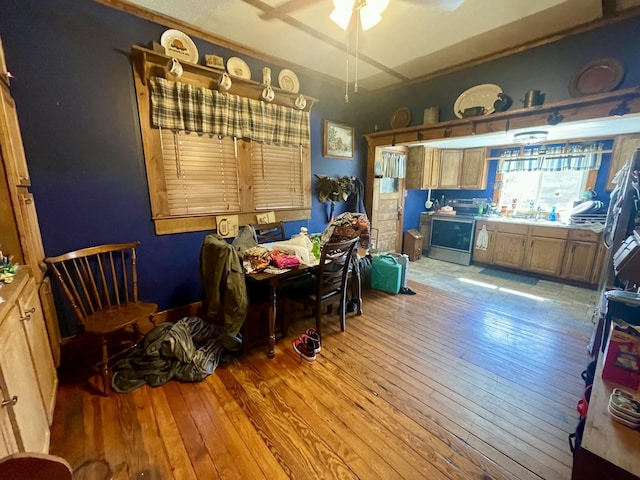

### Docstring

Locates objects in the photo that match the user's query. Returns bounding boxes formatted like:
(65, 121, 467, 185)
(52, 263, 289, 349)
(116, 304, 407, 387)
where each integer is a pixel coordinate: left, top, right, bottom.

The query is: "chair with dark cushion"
(283, 237, 358, 340)
(44, 242, 157, 395)
(251, 221, 286, 243)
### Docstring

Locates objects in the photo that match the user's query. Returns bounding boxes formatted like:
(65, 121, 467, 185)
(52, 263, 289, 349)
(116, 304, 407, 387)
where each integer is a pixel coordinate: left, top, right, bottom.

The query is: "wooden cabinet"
(474, 220, 604, 286)
(563, 229, 603, 283)
(0, 270, 53, 454)
(459, 147, 488, 189)
(438, 149, 463, 188)
(0, 37, 57, 454)
(492, 223, 528, 269)
(406, 146, 440, 190)
(472, 221, 494, 264)
(438, 148, 487, 189)
(524, 226, 568, 276)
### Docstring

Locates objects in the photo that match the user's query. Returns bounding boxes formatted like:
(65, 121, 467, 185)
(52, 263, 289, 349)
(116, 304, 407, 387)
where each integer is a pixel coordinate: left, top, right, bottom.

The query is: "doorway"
(369, 146, 407, 253)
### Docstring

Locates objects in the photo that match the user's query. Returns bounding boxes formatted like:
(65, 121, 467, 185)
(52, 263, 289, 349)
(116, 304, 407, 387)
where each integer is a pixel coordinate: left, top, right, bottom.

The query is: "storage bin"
(371, 254, 402, 294)
(403, 229, 423, 261)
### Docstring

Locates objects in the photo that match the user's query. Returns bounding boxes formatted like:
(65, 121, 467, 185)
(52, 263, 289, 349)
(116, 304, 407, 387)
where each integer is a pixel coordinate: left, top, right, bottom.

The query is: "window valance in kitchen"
(149, 77, 310, 147)
(498, 152, 601, 173)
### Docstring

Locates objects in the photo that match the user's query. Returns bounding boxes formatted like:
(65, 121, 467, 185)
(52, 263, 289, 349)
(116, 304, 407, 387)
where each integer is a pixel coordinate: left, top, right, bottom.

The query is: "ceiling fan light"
(359, 10, 382, 30)
(330, 1, 354, 30)
(513, 130, 549, 145)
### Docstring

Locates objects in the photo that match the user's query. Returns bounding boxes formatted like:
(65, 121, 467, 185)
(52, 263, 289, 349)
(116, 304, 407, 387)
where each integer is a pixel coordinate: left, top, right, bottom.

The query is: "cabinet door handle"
(1, 396, 18, 408)
(20, 307, 35, 321)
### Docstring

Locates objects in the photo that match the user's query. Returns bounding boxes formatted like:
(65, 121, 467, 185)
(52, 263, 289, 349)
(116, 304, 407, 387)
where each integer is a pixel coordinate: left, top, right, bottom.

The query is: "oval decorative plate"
(453, 84, 502, 119)
(391, 107, 411, 129)
(568, 57, 625, 97)
(227, 57, 251, 80)
(278, 69, 300, 93)
(160, 29, 199, 64)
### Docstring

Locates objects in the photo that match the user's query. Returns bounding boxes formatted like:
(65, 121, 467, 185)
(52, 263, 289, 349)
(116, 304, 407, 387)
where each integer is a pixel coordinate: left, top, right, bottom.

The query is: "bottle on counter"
(549, 206, 557, 221)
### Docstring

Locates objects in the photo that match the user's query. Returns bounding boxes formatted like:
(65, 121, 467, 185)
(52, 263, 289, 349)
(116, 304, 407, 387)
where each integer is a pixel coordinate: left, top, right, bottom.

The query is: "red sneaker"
(300, 332, 321, 354)
(293, 338, 316, 361)
(305, 328, 322, 353)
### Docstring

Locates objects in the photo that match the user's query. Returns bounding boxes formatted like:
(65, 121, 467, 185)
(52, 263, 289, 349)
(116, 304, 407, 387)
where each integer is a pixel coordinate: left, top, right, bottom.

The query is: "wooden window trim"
(130, 47, 313, 235)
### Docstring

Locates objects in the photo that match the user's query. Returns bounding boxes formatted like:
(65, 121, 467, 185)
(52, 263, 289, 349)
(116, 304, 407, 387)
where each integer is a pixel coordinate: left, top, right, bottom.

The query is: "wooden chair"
(251, 221, 286, 243)
(0, 452, 73, 480)
(44, 242, 157, 395)
(284, 237, 358, 340)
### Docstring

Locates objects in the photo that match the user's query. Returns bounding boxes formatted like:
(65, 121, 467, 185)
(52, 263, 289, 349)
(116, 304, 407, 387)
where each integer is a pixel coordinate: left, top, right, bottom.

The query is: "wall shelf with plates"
(130, 45, 317, 112)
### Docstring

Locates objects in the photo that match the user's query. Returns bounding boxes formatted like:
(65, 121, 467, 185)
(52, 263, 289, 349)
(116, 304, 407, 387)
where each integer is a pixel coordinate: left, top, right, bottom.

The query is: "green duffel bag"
(371, 254, 402, 294)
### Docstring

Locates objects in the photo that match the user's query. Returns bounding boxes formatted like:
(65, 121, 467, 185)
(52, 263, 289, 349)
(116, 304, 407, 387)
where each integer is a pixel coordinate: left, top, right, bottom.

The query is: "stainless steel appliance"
(428, 198, 490, 265)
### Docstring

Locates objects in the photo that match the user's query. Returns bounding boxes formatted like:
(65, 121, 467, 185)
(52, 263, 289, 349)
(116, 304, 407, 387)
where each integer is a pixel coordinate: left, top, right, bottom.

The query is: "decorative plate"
(391, 107, 411, 129)
(227, 57, 251, 80)
(568, 57, 625, 97)
(278, 69, 300, 93)
(160, 29, 199, 64)
(453, 84, 503, 119)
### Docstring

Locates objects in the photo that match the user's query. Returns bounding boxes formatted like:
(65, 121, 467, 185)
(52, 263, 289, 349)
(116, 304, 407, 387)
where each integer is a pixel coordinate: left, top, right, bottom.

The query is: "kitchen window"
(495, 141, 606, 220)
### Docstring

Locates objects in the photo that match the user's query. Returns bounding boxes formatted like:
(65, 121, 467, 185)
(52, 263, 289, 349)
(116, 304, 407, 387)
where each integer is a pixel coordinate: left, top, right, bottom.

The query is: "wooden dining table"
(247, 264, 315, 357)
(247, 253, 362, 358)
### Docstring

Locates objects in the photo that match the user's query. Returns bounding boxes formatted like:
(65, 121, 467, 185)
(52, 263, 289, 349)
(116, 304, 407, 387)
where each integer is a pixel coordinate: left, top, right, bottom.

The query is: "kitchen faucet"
(535, 206, 542, 220)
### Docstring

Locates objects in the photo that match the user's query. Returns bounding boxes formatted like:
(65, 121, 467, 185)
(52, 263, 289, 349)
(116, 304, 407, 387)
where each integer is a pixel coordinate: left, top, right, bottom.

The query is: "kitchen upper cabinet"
(438, 149, 463, 188)
(459, 147, 488, 189)
(406, 146, 440, 190)
(524, 226, 568, 276)
(438, 148, 487, 189)
(491, 223, 528, 269)
(562, 229, 603, 283)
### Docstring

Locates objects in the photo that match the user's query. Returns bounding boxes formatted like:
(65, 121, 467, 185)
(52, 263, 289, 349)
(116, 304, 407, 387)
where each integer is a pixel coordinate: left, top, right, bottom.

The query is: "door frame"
(366, 145, 408, 253)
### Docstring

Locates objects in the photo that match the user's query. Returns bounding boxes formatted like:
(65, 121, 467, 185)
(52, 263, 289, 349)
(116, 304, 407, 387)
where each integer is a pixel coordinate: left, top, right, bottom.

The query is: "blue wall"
(0, 0, 363, 326)
(1, 1, 639, 330)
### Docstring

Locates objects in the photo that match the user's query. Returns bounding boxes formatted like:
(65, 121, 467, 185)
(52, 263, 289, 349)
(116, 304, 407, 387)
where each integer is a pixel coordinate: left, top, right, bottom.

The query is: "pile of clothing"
(111, 316, 242, 393)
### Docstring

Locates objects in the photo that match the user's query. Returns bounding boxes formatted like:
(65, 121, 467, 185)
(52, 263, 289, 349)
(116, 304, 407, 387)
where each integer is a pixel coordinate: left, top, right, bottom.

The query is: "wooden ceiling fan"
(258, 0, 464, 21)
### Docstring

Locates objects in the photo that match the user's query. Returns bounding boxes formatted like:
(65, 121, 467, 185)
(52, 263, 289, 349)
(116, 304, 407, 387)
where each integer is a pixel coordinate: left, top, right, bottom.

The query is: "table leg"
(267, 281, 276, 358)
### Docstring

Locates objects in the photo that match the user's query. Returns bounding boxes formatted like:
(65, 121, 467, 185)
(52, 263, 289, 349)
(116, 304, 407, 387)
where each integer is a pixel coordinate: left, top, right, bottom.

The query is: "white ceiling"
(121, 0, 640, 91)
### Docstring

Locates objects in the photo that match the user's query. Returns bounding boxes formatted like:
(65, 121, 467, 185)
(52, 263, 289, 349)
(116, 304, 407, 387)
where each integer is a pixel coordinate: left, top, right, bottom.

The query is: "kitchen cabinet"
(406, 146, 440, 190)
(524, 226, 568, 276)
(0, 269, 53, 454)
(472, 221, 495, 264)
(438, 148, 488, 190)
(473, 219, 604, 286)
(563, 229, 603, 283)
(0, 36, 57, 454)
(459, 147, 488, 189)
(438, 149, 463, 188)
(492, 223, 528, 269)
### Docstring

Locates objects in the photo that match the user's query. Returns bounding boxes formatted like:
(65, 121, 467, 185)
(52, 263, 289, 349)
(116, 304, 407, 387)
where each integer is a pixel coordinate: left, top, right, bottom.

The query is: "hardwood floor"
(50, 279, 592, 480)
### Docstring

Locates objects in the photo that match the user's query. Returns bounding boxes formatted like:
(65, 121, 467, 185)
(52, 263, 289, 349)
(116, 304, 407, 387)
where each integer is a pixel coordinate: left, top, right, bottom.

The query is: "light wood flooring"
(50, 271, 593, 480)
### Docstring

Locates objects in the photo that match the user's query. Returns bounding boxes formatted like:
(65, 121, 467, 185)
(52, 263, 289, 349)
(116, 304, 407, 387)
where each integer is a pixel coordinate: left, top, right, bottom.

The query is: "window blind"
(251, 142, 304, 209)
(160, 129, 240, 215)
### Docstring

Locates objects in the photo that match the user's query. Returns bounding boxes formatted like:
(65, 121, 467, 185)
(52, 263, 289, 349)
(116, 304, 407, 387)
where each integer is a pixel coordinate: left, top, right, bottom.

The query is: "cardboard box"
(602, 325, 640, 390)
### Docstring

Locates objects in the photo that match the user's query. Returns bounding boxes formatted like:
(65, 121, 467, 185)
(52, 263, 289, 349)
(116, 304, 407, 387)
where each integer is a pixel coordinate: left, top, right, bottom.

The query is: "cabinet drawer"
(494, 222, 528, 235)
(529, 225, 569, 239)
(570, 228, 602, 242)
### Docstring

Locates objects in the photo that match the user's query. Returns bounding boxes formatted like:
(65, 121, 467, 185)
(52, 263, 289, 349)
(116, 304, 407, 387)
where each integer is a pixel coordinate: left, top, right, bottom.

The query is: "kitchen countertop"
(420, 211, 604, 230)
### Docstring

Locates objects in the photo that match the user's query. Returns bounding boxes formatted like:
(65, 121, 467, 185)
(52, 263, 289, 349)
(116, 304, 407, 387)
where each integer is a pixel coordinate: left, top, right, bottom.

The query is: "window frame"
(131, 46, 313, 235)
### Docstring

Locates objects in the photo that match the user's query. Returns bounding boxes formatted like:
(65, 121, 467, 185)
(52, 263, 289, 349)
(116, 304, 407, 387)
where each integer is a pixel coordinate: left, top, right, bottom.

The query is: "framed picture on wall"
(323, 120, 354, 159)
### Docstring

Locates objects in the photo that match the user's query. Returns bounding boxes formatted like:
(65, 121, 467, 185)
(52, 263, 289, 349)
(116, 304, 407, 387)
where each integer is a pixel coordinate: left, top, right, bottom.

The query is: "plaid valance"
(149, 77, 310, 147)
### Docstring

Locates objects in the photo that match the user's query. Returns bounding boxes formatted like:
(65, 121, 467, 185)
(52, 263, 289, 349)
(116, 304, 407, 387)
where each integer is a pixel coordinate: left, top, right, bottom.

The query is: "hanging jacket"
(200, 234, 248, 337)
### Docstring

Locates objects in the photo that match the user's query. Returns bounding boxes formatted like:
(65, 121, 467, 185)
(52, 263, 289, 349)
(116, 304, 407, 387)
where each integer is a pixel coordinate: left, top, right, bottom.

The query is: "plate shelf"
(131, 45, 317, 112)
